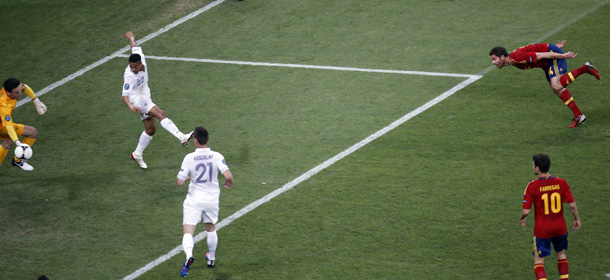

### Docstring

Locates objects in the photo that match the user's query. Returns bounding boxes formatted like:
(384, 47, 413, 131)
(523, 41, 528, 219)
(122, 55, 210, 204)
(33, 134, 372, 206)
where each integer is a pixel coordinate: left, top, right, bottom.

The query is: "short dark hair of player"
(129, 54, 141, 63)
(533, 154, 551, 173)
(194, 126, 209, 145)
(3, 78, 21, 92)
(489, 46, 509, 57)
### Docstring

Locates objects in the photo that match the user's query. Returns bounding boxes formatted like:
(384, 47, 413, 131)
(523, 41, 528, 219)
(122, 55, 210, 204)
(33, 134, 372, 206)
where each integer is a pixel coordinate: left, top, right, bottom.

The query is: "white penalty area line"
(122, 74, 482, 280)
(116, 54, 479, 79)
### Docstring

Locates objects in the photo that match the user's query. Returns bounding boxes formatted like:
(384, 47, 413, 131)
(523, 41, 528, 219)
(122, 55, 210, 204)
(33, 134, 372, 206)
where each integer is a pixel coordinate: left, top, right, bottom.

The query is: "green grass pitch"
(1, 1, 609, 279)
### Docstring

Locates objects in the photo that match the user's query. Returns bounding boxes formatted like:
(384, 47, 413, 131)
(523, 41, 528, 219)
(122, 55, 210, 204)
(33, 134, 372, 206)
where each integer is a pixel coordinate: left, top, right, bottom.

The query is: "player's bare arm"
(569, 202, 581, 231)
(177, 176, 191, 186)
(223, 170, 234, 189)
(555, 40, 566, 49)
(536, 51, 577, 60)
(124, 31, 137, 48)
(519, 208, 530, 227)
(121, 95, 141, 113)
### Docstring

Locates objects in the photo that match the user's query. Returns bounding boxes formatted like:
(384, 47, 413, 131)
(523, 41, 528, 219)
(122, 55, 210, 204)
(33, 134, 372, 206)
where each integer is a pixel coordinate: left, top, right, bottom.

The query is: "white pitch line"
(121, 74, 482, 280)
(116, 54, 479, 79)
(15, 0, 228, 109)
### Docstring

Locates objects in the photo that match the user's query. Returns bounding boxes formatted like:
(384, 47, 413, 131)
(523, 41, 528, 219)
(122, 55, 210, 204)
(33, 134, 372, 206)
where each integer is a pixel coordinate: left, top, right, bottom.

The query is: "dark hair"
(489, 46, 508, 57)
(129, 54, 141, 63)
(3, 78, 21, 93)
(533, 154, 551, 173)
(194, 126, 209, 145)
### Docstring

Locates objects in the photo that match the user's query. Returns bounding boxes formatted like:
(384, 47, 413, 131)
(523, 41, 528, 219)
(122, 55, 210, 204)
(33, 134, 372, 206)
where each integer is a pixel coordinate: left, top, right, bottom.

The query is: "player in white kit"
(177, 126, 233, 277)
(122, 31, 192, 169)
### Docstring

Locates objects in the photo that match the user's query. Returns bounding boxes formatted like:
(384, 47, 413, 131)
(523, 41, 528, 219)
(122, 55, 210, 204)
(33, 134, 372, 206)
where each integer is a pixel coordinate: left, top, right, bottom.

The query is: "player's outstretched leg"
(585, 62, 601, 80)
(180, 131, 194, 147)
(179, 256, 195, 278)
(159, 118, 192, 146)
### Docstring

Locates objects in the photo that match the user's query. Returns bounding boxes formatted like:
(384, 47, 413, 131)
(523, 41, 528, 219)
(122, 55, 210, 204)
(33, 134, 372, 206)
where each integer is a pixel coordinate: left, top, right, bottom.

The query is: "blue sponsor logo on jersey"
(124, 83, 130, 90)
(4, 115, 10, 121)
(222, 159, 226, 165)
(136, 77, 145, 87)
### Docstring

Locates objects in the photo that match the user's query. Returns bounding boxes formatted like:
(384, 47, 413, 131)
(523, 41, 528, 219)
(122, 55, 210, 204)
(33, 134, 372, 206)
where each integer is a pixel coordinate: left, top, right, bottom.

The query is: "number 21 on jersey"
(195, 162, 214, 184)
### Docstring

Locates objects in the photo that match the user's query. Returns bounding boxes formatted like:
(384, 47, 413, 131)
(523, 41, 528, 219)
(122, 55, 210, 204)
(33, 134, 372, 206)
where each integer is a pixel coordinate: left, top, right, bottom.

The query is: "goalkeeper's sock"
(23, 137, 36, 147)
(534, 263, 547, 280)
(135, 131, 153, 154)
(182, 233, 194, 259)
(558, 259, 569, 280)
(0, 146, 9, 164)
(206, 231, 218, 260)
(560, 65, 588, 87)
(160, 118, 183, 139)
(558, 89, 582, 118)
(13, 137, 36, 162)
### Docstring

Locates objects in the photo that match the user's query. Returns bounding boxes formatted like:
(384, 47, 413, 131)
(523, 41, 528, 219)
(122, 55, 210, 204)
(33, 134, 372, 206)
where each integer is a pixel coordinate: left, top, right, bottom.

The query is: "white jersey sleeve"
(122, 71, 137, 97)
(217, 154, 229, 174)
(177, 153, 195, 181)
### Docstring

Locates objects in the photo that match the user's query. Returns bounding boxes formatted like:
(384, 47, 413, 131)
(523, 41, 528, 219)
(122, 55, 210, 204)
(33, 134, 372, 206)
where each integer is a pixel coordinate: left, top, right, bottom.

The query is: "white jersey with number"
(177, 147, 229, 204)
(122, 46, 151, 101)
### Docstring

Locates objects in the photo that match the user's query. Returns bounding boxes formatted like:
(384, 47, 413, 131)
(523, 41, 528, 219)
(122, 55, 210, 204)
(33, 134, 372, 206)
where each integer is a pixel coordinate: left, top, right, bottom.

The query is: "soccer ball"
(14, 144, 33, 160)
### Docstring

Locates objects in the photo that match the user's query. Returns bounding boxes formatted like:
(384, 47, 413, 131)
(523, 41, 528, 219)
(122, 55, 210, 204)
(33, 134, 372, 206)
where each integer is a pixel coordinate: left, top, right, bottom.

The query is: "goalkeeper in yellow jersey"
(0, 78, 47, 171)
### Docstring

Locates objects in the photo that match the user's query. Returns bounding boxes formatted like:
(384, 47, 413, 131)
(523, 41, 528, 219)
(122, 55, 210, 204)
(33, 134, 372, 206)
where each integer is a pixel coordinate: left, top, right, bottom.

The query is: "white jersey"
(177, 148, 229, 204)
(122, 46, 151, 101)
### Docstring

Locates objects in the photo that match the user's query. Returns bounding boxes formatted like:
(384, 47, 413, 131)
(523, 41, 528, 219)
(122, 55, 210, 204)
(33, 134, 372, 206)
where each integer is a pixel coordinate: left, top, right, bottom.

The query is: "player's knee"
(25, 126, 38, 139)
(1, 140, 12, 149)
(550, 83, 564, 94)
(146, 127, 157, 135)
(157, 109, 167, 119)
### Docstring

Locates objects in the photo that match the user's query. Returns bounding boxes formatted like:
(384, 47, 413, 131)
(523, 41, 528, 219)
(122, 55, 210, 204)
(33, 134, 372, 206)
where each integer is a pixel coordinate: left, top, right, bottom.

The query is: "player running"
(489, 40, 600, 127)
(122, 31, 193, 169)
(520, 154, 581, 280)
(177, 126, 233, 277)
(0, 78, 47, 171)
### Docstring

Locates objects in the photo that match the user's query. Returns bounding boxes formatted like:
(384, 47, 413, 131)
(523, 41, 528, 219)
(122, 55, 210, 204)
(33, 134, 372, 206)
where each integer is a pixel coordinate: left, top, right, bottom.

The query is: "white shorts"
(129, 97, 156, 120)
(183, 196, 219, 225)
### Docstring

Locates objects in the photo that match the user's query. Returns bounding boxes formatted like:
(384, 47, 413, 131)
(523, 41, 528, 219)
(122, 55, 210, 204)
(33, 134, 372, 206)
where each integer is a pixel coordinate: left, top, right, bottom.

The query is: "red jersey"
(509, 43, 549, 70)
(522, 176, 575, 239)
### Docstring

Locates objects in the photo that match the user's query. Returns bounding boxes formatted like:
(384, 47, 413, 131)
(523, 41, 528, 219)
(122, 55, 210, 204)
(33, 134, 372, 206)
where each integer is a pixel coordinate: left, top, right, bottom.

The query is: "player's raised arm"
(124, 31, 137, 48)
(21, 84, 46, 115)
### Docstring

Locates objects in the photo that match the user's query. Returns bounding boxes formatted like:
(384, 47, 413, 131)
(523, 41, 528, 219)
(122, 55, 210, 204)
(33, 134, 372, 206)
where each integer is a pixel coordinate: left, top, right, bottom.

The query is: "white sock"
(135, 131, 153, 154)
(207, 231, 217, 260)
(182, 233, 194, 259)
(160, 118, 183, 139)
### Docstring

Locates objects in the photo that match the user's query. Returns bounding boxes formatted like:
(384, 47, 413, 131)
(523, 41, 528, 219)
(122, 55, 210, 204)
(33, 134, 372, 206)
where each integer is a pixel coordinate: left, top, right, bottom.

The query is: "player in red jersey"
(489, 40, 600, 127)
(520, 154, 581, 280)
